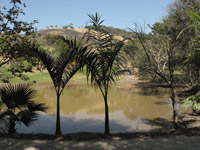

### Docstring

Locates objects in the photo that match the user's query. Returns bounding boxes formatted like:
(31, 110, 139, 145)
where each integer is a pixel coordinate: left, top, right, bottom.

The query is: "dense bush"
(9, 58, 33, 75)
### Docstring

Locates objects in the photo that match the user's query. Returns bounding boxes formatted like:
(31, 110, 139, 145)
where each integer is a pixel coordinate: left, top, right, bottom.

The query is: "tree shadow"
(143, 118, 174, 131)
(1, 117, 200, 149)
(180, 113, 200, 130)
(133, 81, 170, 88)
(154, 101, 170, 105)
(144, 116, 200, 134)
(0, 132, 196, 150)
(128, 82, 170, 96)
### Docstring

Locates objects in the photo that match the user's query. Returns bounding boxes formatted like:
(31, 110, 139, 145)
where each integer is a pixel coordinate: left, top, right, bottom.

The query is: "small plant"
(180, 95, 200, 115)
(20, 75, 30, 81)
(0, 84, 47, 134)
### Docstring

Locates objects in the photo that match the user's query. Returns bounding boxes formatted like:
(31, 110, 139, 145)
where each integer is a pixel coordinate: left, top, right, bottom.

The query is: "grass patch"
(0, 67, 9, 73)
(9, 72, 52, 83)
(0, 67, 87, 83)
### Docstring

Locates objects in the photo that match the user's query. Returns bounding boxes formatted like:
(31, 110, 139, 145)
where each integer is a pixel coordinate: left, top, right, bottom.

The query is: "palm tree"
(85, 13, 126, 134)
(0, 83, 47, 134)
(33, 37, 89, 135)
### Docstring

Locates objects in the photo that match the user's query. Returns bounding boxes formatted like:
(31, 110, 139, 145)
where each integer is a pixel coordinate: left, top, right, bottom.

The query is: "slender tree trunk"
(170, 86, 178, 129)
(197, 69, 200, 84)
(104, 95, 110, 134)
(55, 94, 62, 135)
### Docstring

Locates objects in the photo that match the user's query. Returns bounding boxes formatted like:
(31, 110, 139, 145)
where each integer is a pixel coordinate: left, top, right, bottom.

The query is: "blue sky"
(3, 0, 175, 31)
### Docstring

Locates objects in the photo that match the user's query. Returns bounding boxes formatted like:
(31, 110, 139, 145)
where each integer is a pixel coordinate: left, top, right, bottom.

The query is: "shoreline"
(1, 128, 200, 141)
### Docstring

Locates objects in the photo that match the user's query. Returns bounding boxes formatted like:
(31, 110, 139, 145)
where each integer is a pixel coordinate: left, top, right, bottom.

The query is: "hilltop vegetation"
(85, 25, 136, 38)
(34, 26, 135, 48)
(34, 27, 84, 47)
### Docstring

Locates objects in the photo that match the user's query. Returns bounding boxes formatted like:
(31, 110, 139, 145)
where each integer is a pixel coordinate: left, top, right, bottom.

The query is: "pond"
(16, 82, 176, 134)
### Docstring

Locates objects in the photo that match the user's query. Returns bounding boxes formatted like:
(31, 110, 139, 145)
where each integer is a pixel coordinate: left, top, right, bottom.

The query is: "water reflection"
(17, 82, 173, 134)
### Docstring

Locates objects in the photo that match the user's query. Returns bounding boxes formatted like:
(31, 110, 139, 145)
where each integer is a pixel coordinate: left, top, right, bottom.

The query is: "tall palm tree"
(0, 83, 47, 134)
(85, 13, 126, 134)
(33, 37, 89, 135)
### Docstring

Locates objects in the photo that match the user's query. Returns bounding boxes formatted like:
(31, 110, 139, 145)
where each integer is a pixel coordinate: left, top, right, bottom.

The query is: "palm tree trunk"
(55, 94, 62, 135)
(104, 95, 110, 134)
(8, 117, 16, 134)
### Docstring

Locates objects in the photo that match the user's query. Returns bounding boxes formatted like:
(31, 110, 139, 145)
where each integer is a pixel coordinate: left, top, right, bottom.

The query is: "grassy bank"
(0, 67, 87, 83)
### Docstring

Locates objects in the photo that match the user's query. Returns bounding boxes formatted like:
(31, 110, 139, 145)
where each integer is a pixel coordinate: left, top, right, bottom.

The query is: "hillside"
(35, 27, 84, 46)
(35, 26, 134, 46)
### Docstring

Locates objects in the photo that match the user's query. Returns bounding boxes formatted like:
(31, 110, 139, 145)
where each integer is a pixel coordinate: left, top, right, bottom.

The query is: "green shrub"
(9, 59, 33, 75)
(181, 95, 200, 114)
(20, 75, 30, 81)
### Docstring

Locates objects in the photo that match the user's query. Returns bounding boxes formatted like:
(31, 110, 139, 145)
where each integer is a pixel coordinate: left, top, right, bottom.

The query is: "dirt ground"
(1, 134, 200, 150)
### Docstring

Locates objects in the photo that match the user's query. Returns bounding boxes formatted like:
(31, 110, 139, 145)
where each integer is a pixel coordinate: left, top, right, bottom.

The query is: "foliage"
(38, 29, 83, 47)
(123, 39, 147, 75)
(0, 71, 13, 83)
(0, 84, 47, 133)
(0, 0, 37, 66)
(9, 58, 33, 75)
(0, 0, 37, 35)
(188, 46, 200, 63)
(4, 56, 39, 82)
(187, 11, 200, 32)
(85, 25, 135, 38)
(85, 12, 126, 134)
(181, 95, 200, 114)
(86, 12, 126, 90)
(126, 0, 200, 85)
(183, 7, 200, 85)
(63, 23, 74, 29)
(43, 34, 69, 53)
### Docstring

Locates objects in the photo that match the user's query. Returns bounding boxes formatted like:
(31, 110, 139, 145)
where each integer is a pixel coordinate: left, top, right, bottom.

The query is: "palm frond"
(1, 84, 37, 109)
(54, 37, 89, 89)
(27, 101, 48, 112)
(86, 41, 125, 85)
(88, 12, 104, 28)
(17, 110, 38, 126)
(0, 110, 14, 120)
(0, 83, 47, 133)
(85, 13, 126, 91)
(33, 48, 58, 86)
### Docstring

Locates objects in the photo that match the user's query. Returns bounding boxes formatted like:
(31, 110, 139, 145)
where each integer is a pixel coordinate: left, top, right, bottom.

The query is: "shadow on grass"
(144, 117, 200, 134)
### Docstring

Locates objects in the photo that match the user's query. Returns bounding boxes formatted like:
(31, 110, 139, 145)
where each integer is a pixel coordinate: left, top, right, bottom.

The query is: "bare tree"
(129, 23, 190, 128)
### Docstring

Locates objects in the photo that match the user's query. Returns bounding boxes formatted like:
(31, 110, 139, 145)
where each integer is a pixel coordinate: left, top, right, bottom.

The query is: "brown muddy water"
(16, 82, 181, 134)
